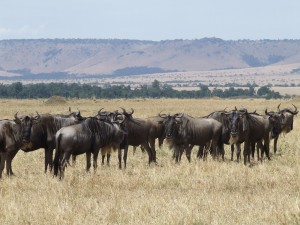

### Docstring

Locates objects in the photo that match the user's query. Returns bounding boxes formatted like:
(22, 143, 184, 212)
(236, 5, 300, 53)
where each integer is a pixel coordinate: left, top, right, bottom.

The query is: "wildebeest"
(195, 109, 230, 160)
(116, 108, 165, 167)
(226, 108, 282, 165)
(160, 113, 223, 162)
(0, 113, 40, 178)
(15, 110, 84, 172)
(270, 104, 298, 153)
(0, 119, 21, 178)
(53, 117, 126, 179)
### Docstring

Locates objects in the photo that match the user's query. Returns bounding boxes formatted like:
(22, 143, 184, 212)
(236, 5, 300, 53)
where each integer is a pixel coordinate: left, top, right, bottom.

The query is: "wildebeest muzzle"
(22, 126, 32, 143)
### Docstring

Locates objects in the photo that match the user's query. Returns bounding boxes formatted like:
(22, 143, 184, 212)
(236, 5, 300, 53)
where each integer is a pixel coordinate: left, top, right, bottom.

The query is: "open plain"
(0, 98, 299, 225)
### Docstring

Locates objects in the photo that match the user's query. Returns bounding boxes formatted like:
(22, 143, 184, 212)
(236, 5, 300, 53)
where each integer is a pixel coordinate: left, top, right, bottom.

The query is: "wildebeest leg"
(149, 139, 156, 163)
(185, 144, 193, 162)
(133, 146, 137, 155)
(243, 142, 250, 165)
(107, 153, 111, 166)
(274, 136, 278, 154)
(264, 139, 271, 160)
(6, 149, 18, 176)
(197, 145, 204, 159)
(123, 148, 127, 168)
(60, 152, 70, 180)
(101, 154, 105, 165)
(174, 146, 181, 163)
(118, 148, 122, 169)
(44, 148, 54, 173)
(141, 142, 153, 164)
(93, 149, 99, 171)
(256, 141, 264, 162)
(236, 144, 241, 162)
(86, 151, 92, 172)
(0, 152, 6, 179)
(251, 142, 255, 160)
(72, 154, 76, 166)
(231, 144, 234, 161)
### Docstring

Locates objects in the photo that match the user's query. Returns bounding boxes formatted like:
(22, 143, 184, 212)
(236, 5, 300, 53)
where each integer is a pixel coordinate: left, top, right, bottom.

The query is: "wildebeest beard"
(229, 135, 239, 145)
(21, 141, 34, 152)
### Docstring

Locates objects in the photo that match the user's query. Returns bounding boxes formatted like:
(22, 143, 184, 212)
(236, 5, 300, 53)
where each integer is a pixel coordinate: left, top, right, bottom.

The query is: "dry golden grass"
(0, 98, 300, 225)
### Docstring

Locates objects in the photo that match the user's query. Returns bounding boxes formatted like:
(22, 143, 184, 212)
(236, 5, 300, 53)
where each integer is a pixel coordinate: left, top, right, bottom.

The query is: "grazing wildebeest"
(270, 104, 298, 153)
(15, 110, 84, 172)
(226, 108, 282, 165)
(0, 113, 40, 178)
(160, 113, 223, 163)
(53, 117, 126, 179)
(115, 108, 165, 167)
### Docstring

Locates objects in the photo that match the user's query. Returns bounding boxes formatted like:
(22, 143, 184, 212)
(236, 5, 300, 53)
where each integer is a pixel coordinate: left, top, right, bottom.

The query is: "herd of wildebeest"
(0, 104, 298, 179)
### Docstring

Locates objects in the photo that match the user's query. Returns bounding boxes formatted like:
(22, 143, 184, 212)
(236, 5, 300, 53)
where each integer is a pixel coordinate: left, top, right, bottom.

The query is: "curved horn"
(120, 107, 126, 114)
(277, 103, 281, 112)
(284, 104, 299, 115)
(14, 112, 21, 124)
(234, 106, 237, 110)
(250, 109, 257, 114)
(130, 108, 134, 115)
(265, 108, 273, 116)
(98, 108, 104, 114)
(292, 104, 298, 114)
(158, 111, 168, 118)
(34, 111, 41, 120)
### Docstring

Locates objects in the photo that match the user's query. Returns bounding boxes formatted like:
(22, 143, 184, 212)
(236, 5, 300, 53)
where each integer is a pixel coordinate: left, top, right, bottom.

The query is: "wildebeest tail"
(53, 132, 62, 176)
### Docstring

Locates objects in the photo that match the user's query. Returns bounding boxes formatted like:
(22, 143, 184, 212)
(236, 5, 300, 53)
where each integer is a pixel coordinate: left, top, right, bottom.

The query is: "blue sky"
(1, 0, 300, 41)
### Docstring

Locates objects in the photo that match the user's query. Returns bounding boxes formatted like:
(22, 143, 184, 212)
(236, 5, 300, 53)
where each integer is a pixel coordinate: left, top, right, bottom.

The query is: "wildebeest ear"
(174, 117, 182, 124)
(32, 112, 41, 124)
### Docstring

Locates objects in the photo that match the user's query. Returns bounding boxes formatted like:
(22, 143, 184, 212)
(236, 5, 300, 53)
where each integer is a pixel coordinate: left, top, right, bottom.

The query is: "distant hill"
(1, 38, 300, 79)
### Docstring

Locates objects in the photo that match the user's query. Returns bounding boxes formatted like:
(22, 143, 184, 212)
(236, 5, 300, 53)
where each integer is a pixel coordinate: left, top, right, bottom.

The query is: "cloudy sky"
(1, 0, 299, 41)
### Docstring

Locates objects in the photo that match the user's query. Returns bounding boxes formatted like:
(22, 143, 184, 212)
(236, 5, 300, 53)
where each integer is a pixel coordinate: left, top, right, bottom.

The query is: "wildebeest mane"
(83, 118, 117, 146)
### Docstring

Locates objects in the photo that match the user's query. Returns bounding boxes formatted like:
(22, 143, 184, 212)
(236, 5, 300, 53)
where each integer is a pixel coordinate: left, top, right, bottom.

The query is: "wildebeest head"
(120, 108, 134, 119)
(160, 113, 183, 140)
(265, 109, 283, 138)
(14, 112, 40, 143)
(277, 104, 298, 133)
(68, 109, 84, 122)
(226, 108, 244, 137)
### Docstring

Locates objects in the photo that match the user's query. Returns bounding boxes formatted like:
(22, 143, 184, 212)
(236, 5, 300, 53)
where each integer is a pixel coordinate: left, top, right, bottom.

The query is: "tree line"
(0, 80, 283, 99)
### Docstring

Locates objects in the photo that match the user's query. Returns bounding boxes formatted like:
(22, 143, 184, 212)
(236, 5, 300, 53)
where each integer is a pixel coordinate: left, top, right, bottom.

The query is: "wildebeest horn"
(34, 111, 41, 120)
(120, 107, 127, 114)
(158, 111, 168, 118)
(14, 112, 21, 124)
(277, 103, 281, 112)
(292, 104, 298, 114)
(223, 107, 228, 112)
(130, 108, 134, 115)
(265, 108, 274, 116)
(284, 104, 299, 115)
(98, 108, 104, 114)
(69, 107, 71, 112)
(234, 106, 237, 110)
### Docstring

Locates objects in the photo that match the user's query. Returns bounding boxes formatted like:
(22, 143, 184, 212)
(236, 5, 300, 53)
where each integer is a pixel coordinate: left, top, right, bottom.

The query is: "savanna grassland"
(0, 98, 300, 225)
